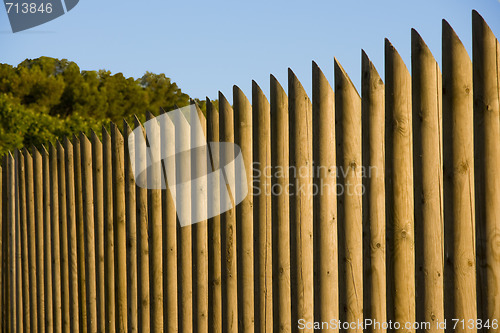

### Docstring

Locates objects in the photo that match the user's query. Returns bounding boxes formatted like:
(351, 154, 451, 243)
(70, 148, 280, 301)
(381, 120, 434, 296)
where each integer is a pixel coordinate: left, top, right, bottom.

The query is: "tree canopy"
(0, 56, 209, 154)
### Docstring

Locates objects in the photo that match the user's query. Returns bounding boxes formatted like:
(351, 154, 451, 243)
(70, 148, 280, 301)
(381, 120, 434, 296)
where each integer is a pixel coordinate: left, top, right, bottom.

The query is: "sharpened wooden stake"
(124, 121, 138, 333)
(253, 80, 273, 333)
(385, 39, 415, 333)
(234, 85, 254, 333)
(91, 130, 106, 333)
(219, 92, 238, 333)
(7, 153, 16, 332)
(289, 69, 314, 332)
(472, 11, 500, 327)
(361, 51, 387, 333)
(442, 20, 477, 333)
(111, 123, 128, 333)
(133, 118, 149, 332)
(81, 133, 98, 333)
(42, 146, 54, 332)
(411, 30, 444, 332)
(102, 127, 117, 333)
(312, 61, 338, 332)
(335, 59, 363, 333)
(64, 138, 80, 332)
(24, 148, 38, 333)
(270, 75, 291, 333)
(192, 102, 209, 333)
(156, 109, 178, 333)
(17, 150, 30, 332)
(73, 136, 88, 333)
(57, 141, 71, 333)
(33, 147, 46, 333)
(207, 99, 222, 333)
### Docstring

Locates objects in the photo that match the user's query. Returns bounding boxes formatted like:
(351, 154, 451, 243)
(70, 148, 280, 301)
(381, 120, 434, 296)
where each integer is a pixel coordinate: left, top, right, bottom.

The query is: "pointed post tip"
(334, 57, 346, 74)
(442, 19, 452, 31)
(361, 49, 371, 69)
(411, 28, 423, 41)
(385, 38, 396, 51)
(218, 91, 229, 104)
(132, 116, 143, 131)
(472, 9, 482, 21)
(123, 118, 131, 130)
(252, 80, 262, 92)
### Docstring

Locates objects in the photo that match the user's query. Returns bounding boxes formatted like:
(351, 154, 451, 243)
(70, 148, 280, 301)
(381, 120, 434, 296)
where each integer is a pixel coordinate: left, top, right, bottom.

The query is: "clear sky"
(1, 0, 499, 103)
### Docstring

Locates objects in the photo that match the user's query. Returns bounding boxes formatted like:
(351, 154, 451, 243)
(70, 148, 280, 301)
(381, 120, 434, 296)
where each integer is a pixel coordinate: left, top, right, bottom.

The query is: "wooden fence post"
(42, 146, 53, 332)
(111, 123, 129, 333)
(252, 80, 273, 332)
(73, 135, 88, 333)
(312, 61, 338, 332)
(1, 156, 5, 333)
(442, 20, 477, 333)
(132, 117, 150, 332)
(81, 133, 98, 333)
(234, 85, 254, 333)
(335, 59, 363, 333)
(57, 141, 70, 333)
(18, 150, 30, 332)
(472, 10, 500, 327)
(49, 143, 62, 333)
(361, 51, 387, 333)
(192, 102, 209, 333)
(411, 30, 444, 332)
(90, 130, 106, 333)
(157, 109, 179, 332)
(385, 39, 415, 332)
(32, 147, 45, 333)
(124, 121, 139, 333)
(219, 92, 238, 333)
(289, 69, 314, 331)
(64, 137, 80, 332)
(7, 153, 16, 332)
(207, 99, 222, 333)
(145, 112, 164, 333)
(175, 105, 193, 333)
(270, 74, 291, 333)
(103, 126, 117, 333)
(24, 148, 38, 333)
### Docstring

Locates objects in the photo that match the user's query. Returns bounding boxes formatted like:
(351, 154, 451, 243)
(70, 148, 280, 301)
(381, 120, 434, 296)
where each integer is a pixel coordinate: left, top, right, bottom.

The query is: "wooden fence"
(1, 10, 500, 333)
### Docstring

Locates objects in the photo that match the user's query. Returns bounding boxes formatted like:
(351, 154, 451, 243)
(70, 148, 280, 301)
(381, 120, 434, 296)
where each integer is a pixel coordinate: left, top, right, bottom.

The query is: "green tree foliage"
(0, 56, 210, 154)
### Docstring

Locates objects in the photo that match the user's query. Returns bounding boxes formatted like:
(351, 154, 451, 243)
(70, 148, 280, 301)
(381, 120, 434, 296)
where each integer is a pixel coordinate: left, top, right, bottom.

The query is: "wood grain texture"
(411, 30, 444, 333)
(362, 51, 387, 333)
(385, 39, 415, 333)
(289, 69, 314, 332)
(443, 20, 477, 333)
(335, 59, 363, 333)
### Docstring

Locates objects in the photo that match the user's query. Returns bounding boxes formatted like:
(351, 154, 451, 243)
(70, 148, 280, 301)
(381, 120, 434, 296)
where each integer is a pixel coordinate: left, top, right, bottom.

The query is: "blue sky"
(1, 0, 499, 103)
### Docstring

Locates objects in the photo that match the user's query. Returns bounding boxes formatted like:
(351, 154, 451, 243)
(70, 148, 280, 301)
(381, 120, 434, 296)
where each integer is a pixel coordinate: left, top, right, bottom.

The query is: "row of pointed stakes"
(1, 10, 499, 333)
